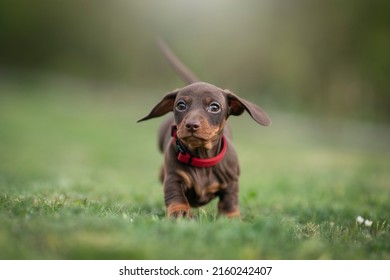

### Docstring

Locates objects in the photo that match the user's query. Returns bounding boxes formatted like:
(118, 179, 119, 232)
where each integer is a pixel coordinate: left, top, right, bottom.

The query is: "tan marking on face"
(177, 119, 224, 150)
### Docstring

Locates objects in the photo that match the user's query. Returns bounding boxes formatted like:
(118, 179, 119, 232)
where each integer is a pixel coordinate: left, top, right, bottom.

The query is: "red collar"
(171, 126, 227, 168)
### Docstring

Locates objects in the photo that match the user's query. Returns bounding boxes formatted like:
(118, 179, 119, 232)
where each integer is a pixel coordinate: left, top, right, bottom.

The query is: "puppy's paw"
(219, 209, 241, 219)
(170, 210, 192, 219)
(167, 203, 191, 218)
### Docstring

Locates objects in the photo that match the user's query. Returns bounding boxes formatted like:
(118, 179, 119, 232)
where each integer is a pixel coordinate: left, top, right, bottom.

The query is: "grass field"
(1, 77, 389, 259)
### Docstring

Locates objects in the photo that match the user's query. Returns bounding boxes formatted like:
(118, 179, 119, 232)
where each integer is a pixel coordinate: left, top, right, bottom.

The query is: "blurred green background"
(1, 0, 390, 260)
(1, 0, 389, 121)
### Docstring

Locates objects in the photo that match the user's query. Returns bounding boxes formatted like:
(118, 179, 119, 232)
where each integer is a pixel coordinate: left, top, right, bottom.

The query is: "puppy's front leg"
(164, 174, 191, 218)
(217, 180, 240, 218)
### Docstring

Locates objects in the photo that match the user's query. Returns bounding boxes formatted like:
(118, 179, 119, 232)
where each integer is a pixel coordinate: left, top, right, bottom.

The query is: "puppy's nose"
(185, 120, 200, 132)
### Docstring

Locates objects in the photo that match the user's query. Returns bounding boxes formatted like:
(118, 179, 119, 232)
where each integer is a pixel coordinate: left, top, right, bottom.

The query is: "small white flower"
(364, 220, 373, 227)
(356, 216, 364, 224)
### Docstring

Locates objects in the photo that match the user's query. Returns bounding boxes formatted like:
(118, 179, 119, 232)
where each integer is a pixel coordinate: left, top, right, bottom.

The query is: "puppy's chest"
(178, 165, 233, 199)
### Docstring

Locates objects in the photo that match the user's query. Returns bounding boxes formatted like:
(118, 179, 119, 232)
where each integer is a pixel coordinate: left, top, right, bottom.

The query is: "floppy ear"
(224, 90, 271, 126)
(137, 90, 179, 122)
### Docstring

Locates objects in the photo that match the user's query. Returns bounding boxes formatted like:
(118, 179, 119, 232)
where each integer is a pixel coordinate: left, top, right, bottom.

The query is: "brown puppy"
(138, 41, 271, 218)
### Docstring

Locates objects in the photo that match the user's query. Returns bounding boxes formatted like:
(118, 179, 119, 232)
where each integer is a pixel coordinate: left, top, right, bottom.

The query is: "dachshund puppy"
(138, 40, 271, 218)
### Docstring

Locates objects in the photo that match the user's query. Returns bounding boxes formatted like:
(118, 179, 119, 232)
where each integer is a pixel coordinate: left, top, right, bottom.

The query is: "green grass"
(0, 77, 389, 259)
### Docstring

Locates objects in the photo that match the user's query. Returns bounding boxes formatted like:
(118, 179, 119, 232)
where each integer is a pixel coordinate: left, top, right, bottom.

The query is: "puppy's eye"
(176, 101, 187, 112)
(208, 102, 221, 113)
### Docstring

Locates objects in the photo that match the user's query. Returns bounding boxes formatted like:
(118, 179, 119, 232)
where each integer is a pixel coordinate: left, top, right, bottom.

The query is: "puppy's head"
(138, 82, 271, 149)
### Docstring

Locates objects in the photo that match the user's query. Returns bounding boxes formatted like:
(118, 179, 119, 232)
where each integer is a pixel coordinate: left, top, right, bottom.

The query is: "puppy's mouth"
(178, 133, 215, 150)
(182, 134, 209, 143)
